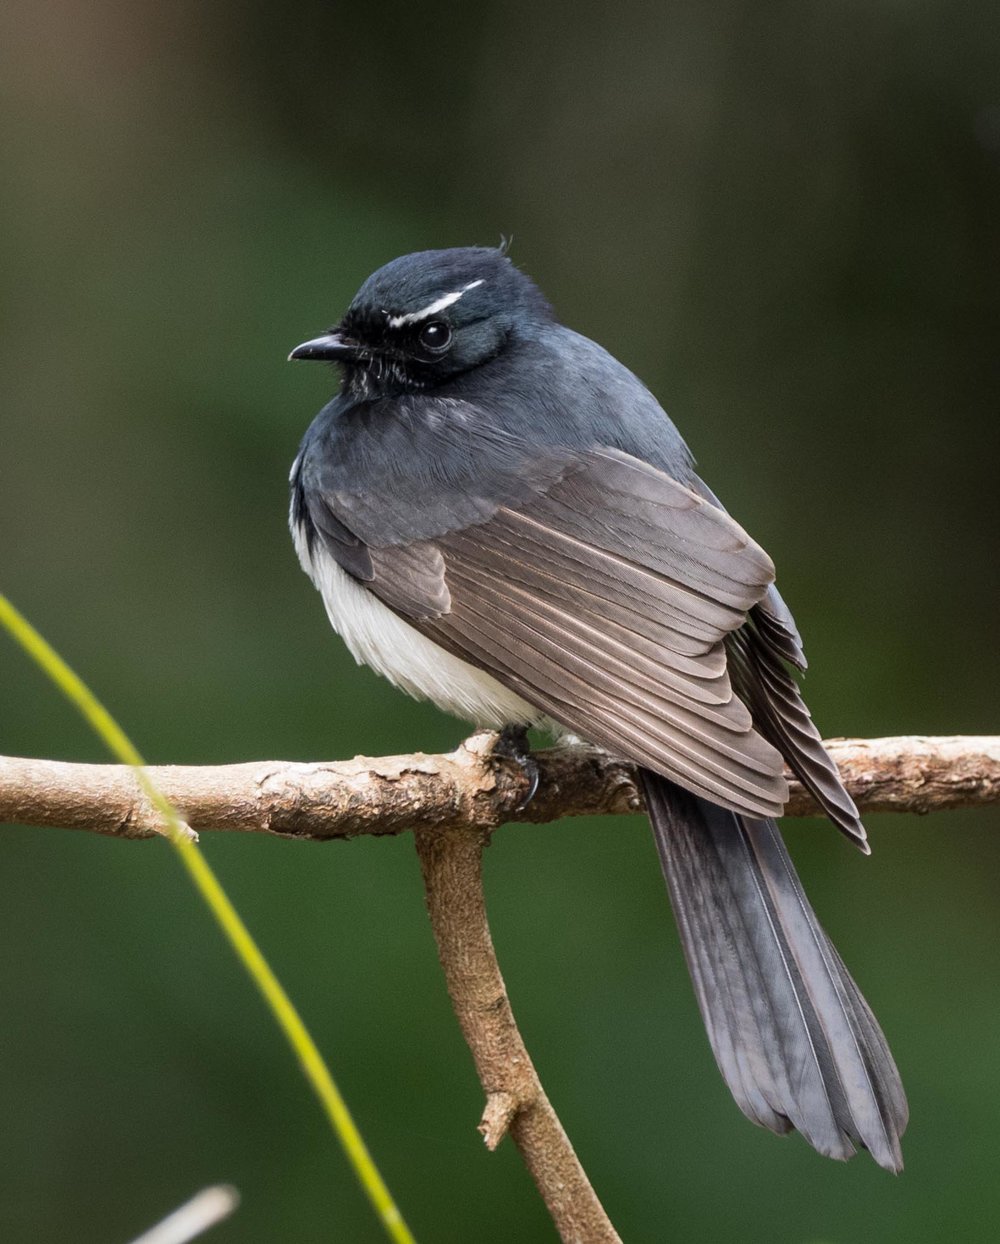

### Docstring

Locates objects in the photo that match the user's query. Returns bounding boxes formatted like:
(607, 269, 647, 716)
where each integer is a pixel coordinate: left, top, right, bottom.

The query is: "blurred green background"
(2, 2, 999, 1241)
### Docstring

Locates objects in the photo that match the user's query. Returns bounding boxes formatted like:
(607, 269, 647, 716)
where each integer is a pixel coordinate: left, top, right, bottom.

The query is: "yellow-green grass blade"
(0, 593, 415, 1244)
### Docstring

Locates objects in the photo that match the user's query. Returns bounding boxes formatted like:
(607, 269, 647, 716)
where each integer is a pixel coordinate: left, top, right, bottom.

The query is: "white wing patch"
(386, 279, 485, 328)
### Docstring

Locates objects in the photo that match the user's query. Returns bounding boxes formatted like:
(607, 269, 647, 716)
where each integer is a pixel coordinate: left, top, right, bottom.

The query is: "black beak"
(288, 331, 358, 362)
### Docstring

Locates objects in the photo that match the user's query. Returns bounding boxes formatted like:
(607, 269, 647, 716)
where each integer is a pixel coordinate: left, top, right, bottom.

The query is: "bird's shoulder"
(293, 325, 696, 544)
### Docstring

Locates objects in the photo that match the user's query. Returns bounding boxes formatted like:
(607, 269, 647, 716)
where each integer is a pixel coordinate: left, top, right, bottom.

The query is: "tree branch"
(0, 735, 997, 841)
(415, 818, 621, 1243)
(4, 733, 998, 1243)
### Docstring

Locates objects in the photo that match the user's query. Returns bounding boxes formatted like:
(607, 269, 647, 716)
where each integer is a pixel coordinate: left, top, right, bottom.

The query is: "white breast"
(292, 517, 541, 730)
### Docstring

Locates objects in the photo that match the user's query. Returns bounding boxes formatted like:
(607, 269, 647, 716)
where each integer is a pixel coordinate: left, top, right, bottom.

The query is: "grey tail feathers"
(641, 770, 908, 1171)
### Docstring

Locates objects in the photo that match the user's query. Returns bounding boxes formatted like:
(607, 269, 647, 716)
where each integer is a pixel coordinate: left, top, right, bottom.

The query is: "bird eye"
(418, 320, 452, 352)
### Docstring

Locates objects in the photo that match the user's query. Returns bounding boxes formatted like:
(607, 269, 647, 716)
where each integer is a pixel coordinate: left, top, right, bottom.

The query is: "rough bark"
(1, 735, 996, 842)
(415, 817, 621, 1243)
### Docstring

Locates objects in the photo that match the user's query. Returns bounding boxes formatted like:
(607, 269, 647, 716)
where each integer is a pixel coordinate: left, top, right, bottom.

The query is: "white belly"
(292, 518, 541, 730)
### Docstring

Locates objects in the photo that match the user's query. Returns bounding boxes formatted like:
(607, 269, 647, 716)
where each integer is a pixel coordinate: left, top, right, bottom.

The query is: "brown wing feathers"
(356, 447, 861, 835)
(729, 618, 868, 849)
(363, 449, 797, 819)
(429, 559, 787, 816)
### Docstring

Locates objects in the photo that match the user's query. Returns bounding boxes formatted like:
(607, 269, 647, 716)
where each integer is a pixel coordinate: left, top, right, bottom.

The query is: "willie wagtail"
(288, 246, 907, 1170)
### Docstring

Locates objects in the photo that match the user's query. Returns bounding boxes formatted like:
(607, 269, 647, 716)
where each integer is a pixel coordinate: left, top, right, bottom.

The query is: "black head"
(289, 246, 553, 398)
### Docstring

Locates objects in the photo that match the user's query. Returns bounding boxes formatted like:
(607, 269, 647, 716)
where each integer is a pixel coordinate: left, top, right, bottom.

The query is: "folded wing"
(347, 447, 792, 818)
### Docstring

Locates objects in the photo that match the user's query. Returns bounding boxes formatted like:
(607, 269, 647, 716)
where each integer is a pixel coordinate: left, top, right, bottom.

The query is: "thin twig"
(0, 735, 997, 841)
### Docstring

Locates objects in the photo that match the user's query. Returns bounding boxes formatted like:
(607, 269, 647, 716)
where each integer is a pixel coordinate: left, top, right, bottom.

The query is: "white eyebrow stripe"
(386, 279, 485, 328)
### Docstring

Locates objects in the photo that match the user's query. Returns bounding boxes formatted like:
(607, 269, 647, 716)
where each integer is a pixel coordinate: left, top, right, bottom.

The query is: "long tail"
(641, 770, 908, 1172)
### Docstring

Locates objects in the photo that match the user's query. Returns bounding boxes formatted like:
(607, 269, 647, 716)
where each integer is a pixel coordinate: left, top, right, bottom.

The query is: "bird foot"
(493, 725, 540, 811)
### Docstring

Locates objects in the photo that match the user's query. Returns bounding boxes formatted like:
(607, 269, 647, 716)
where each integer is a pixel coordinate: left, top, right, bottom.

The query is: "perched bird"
(288, 246, 907, 1170)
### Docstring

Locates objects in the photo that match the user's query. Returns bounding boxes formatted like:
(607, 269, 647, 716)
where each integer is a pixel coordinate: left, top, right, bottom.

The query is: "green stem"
(0, 593, 415, 1244)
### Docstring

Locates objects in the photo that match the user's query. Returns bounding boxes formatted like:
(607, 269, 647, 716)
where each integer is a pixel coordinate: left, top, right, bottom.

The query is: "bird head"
(289, 246, 553, 398)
